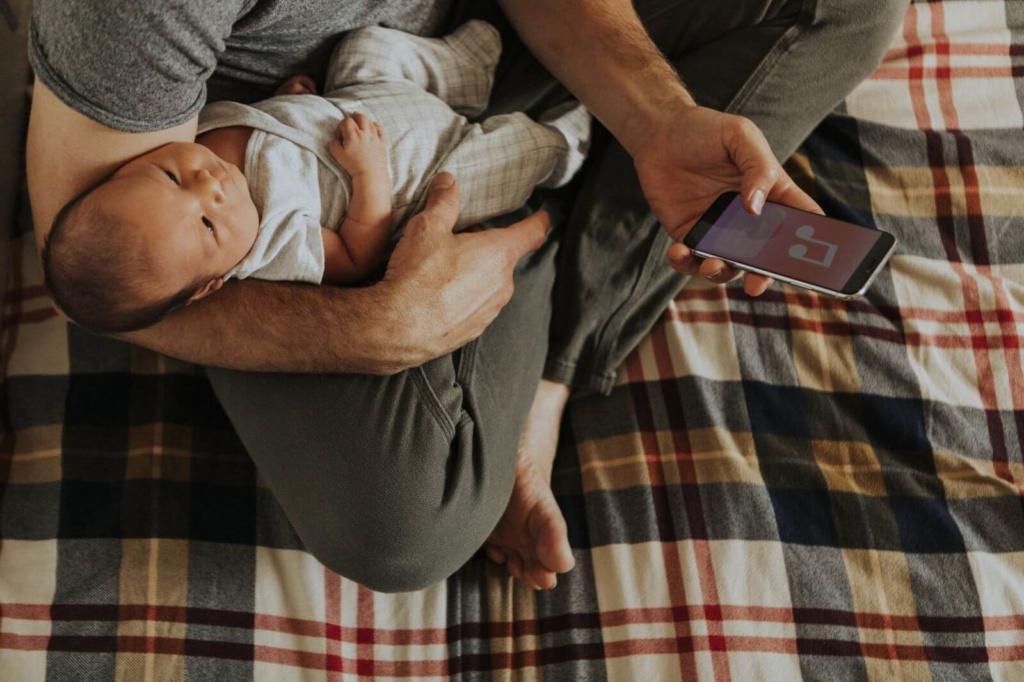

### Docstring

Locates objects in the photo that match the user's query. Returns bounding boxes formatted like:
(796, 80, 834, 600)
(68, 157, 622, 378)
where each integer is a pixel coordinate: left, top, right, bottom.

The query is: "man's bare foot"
(485, 379, 575, 590)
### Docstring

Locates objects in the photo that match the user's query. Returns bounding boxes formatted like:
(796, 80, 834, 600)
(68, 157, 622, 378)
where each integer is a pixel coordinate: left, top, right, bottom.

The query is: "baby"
(42, 20, 590, 333)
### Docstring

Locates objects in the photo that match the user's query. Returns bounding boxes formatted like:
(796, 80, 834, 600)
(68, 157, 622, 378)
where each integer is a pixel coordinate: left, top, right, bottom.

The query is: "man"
(27, 0, 906, 591)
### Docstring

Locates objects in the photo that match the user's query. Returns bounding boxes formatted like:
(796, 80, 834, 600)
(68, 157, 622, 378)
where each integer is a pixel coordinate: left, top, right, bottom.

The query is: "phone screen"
(691, 194, 886, 292)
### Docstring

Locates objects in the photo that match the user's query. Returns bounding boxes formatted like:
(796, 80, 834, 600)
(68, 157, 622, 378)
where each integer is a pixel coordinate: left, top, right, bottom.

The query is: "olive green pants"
(208, 0, 907, 592)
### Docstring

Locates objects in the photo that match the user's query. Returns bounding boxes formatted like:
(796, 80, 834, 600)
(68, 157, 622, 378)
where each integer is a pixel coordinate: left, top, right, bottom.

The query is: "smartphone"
(683, 192, 897, 299)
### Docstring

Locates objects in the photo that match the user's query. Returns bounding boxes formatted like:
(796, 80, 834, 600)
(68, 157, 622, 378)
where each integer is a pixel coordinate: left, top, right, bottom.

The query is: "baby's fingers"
(351, 111, 370, 131)
(337, 118, 358, 144)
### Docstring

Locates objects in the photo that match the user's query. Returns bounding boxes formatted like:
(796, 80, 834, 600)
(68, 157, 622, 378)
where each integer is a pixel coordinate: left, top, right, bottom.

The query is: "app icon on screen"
(786, 225, 839, 268)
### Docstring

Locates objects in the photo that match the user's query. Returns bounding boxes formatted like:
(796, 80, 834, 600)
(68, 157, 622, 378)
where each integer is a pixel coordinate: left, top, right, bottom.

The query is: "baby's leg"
(324, 20, 501, 117)
(441, 103, 592, 230)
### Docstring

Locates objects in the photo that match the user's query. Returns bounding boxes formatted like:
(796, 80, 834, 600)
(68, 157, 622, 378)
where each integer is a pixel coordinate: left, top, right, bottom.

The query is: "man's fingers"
(741, 168, 773, 216)
(667, 242, 704, 275)
(489, 209, 550, 265)
(726, 117, 779, 216)
(698, 257, 741, 283)
(738, 158, 781, 217)
(769, 177, 824, 215)
(670, 243, 774, 294)
(408, 172, 460, 235)
(667, 241, 733, 278)
(743, 273, 774, 296)
(730, 116, 823, 218)
(668, 243, 739, 281)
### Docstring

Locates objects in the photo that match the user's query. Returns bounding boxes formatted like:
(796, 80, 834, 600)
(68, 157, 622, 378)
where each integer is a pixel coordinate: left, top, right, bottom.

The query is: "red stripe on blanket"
(676, 287, 1024, 325)
(664, 308, 1020, 351)
(324, 568, 342, 674)
(872, 65, 1024, 80)
(626, 353, 700, 681)
(650, 322, 733, 679)
(885, 42, 1024, 61)
(357, 584, 376, 676)
(927, 4, 1016, 485)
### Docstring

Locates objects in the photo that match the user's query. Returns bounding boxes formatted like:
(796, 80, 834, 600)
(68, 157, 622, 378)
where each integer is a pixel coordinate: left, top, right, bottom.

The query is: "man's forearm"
(117, 279, 419, 374)
(498, 0, 693, 154)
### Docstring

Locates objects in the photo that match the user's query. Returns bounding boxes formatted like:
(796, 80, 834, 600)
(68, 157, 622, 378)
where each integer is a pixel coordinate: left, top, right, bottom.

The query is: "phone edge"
(690, 236, 897, 299)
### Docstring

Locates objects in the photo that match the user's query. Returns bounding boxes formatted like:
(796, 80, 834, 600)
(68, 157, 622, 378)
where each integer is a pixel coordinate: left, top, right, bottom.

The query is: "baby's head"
(42, 142, 259, 333)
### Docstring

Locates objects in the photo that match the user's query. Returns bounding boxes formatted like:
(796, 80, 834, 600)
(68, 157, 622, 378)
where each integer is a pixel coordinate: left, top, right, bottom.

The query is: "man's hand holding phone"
(683, 192, 896, 299)
(631, 105, 824, 295)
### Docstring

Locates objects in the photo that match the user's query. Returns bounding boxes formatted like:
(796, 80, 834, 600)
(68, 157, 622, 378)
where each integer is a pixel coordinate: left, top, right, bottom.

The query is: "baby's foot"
(276, 75, 318, 96)
(538, 101, 592, 188)
(440, 20, 502, 117)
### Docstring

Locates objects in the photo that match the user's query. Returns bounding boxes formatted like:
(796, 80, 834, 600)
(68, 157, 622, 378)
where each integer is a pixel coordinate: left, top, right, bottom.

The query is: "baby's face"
(95, 141, 259, 295)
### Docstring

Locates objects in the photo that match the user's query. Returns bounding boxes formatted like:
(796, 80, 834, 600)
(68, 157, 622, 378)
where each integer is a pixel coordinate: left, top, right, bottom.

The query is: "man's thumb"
(414, 172, 460, 234)
(496, 209, 550, 262)
(432, 171, 456, 191)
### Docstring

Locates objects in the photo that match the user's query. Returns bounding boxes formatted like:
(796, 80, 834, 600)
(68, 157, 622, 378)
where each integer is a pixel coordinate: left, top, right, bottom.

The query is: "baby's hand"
(276, 75, 317, 96)
(328, 112, 389, 178)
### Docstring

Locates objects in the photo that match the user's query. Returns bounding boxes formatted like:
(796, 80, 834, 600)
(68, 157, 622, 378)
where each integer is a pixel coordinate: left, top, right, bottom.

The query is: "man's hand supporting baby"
(322, 112, 394, 284)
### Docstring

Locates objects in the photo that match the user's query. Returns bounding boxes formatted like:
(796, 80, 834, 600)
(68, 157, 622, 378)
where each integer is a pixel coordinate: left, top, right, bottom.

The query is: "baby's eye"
(202, 216, 215, 233)
(164, 169, 179, 185)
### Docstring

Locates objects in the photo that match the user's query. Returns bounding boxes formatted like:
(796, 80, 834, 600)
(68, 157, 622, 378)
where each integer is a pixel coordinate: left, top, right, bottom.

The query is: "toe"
(530, 497, 576, 574)
(507, 554, 525, 581)
(485, 544, 507, 565)
(526, 563, 557, 590)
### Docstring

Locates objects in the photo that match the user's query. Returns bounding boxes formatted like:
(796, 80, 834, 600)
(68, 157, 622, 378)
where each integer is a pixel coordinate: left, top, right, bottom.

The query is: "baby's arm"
(322, 112, 393, 284)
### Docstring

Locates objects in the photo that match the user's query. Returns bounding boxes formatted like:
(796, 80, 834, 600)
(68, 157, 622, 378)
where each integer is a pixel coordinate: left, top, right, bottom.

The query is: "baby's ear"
(189, 277, 225, 303)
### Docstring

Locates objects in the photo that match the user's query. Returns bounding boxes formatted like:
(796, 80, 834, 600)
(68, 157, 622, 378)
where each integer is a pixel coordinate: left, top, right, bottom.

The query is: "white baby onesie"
(196, 20, 590, 284)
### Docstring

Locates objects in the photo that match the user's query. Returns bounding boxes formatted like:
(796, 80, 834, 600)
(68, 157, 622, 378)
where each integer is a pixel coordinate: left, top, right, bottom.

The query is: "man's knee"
(305, 529, 460, 593)
(824, 0, 907, 79)
(297, 425, 515, 593)
(302, 489, 508, 593)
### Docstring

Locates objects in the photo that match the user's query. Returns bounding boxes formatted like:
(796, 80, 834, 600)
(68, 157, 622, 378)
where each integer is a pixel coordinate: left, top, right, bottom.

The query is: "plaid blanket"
(3, 0, 1024, 678)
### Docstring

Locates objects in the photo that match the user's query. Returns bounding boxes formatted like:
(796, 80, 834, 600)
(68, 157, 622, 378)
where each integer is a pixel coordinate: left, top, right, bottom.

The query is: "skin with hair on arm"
(499, 0, 824, 294)
(482, 0, 827, 592)
(26, 80, 548, 374)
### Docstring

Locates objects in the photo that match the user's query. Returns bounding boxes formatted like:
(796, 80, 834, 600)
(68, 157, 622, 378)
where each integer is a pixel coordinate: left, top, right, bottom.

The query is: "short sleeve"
(29, 0, 247, 132)
(229, 212, 326, 285)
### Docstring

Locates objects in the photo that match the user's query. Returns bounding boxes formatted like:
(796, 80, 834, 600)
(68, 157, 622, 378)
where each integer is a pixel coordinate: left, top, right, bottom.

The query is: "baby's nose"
(197, 168, 225, 203)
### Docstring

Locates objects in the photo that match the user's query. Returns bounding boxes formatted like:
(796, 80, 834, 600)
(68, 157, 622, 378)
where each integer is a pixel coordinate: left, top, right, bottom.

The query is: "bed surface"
(3, 1, 1024, 679)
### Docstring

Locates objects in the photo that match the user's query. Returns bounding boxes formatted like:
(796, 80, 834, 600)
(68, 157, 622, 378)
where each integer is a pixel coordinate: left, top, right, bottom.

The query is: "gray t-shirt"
(28, 0, 453, 132)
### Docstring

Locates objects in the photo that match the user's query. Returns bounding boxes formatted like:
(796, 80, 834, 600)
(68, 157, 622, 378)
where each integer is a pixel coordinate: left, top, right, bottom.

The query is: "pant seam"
(455, 336, 477, 384)
(544, 357, 618, 394)
(587, 218, 672, 381)
(725, 0, 817, 115)
(411, 366, 457, 440)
